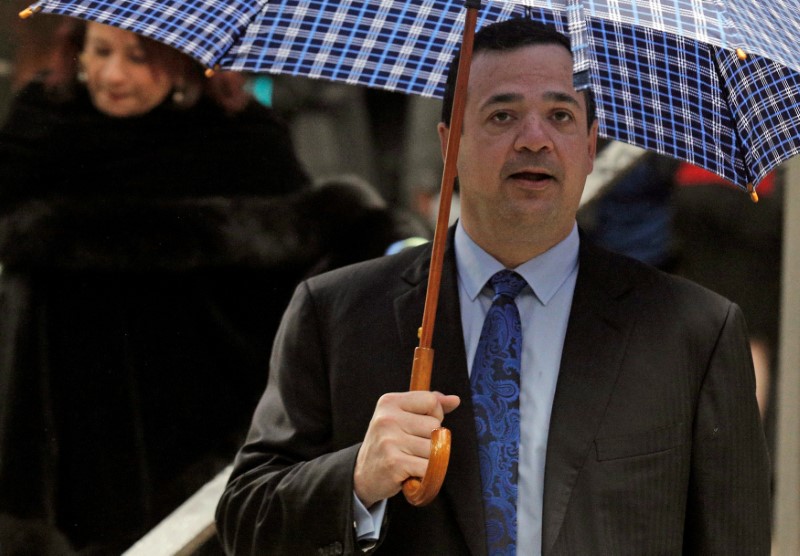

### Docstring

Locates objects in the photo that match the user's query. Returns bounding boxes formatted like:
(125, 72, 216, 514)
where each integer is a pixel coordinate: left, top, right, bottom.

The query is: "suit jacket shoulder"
(543, 238, 770, 555)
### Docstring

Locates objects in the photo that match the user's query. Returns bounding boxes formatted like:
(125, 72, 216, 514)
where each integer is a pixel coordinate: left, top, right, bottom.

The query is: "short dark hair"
(440, 17, 596, 130)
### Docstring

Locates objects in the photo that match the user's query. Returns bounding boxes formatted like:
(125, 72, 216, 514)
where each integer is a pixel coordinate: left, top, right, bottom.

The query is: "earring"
(172, 87, 186, 105)
(172, 78, 187, 106)
(76, 54, 87, 84)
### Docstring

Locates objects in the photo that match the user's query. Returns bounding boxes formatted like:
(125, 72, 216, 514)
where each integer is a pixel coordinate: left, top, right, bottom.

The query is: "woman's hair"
(42, 18, 251, 114)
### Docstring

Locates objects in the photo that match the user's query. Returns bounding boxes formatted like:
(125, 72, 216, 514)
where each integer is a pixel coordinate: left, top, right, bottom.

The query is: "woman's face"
(81, 23, 175, 117)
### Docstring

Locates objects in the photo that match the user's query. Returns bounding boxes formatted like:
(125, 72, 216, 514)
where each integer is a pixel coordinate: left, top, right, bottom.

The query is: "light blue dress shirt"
(456, 222, 578, 554)
(355, 221, 579, 555)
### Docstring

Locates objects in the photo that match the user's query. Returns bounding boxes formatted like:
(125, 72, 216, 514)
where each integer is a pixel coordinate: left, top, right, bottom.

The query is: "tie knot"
(489, 270, 527, 300)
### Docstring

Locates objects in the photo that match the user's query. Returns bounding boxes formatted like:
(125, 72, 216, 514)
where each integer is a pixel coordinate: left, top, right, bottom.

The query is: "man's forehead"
(472, 44, 575, 81)
(474, 42, 572, 62)
(471, 47, 582, 104)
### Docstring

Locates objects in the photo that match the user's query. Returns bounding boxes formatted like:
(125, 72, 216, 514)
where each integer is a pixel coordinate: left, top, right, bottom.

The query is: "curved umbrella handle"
(402, 4, 479, 508)
(403, 347, 451, 507)
(402, 426, 451, 506)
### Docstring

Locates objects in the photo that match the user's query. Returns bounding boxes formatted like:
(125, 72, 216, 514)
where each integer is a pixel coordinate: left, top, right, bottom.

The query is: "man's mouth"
(509, 171, 553, 183)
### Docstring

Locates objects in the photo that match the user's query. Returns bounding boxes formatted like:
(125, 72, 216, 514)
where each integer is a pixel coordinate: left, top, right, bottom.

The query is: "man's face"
(439, 43, 598, 259)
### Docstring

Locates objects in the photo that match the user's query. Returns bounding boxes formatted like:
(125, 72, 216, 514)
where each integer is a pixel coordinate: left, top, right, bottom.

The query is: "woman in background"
(0, 20, 423, 555)
(2, 20, 310, 200)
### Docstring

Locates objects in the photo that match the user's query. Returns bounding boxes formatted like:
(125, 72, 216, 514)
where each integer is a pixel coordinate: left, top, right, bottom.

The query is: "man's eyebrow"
(544, 91, 581, 108)
(479, 91, 582, 111)
(479, 92, 524, 111)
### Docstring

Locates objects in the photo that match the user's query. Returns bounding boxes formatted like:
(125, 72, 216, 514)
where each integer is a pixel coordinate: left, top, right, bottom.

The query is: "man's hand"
(353, 391, 460, 508)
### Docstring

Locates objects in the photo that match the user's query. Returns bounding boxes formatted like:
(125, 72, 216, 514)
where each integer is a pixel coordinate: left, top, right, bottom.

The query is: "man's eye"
(553, 110, 574, 122)
(491, 112, 512, 123)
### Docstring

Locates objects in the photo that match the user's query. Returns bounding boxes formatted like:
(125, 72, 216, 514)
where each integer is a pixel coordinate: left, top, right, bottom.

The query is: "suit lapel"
(395, 230, 487, 556)
(541, 241, 634, 555)
(393, 233, 635, 556)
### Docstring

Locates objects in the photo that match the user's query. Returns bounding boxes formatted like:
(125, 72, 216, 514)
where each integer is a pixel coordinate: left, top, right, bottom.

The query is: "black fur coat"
(0, 81, 428, 554)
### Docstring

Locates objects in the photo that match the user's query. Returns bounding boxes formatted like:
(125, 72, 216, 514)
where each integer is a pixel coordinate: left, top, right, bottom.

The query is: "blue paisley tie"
(471, 269, 527, 556)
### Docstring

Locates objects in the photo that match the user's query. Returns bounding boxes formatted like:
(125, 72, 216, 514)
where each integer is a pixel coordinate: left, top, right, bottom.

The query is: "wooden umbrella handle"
(402, 425, 452, 506)
(402, 347, 451, 506)
(402, 2, 479, 508)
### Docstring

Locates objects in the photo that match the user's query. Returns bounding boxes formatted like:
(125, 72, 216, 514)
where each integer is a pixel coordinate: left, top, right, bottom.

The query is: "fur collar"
(0, 180, 429, 272)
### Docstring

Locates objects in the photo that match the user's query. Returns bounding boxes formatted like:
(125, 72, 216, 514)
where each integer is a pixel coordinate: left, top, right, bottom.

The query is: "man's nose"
(514, 117, 554, 152)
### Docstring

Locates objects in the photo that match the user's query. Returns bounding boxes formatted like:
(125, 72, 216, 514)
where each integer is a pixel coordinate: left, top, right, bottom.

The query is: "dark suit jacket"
(216, 231, 771, 555)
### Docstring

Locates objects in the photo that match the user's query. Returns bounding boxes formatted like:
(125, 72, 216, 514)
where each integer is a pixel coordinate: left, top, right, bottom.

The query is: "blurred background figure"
(579, 148, 782, 433)
(0, 3, 64, 124)
(271, 76, 380, 191)
(579, 146, 679, 271)
(400, 95, 458, 232)
(0, 17, 427, 555)
(0, 18, 310, 554)
(671, 163, 783, 425)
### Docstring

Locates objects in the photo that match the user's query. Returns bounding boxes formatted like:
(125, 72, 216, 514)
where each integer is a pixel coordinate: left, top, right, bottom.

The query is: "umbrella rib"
(709, 46, 753, 188)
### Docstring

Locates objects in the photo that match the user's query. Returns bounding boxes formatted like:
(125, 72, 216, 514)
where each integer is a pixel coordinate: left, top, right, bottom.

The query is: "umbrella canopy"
(21, 0, 800, 190)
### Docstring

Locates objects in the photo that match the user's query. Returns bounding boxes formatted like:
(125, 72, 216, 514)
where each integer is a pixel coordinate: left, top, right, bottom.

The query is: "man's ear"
(586, 119, 600, 172)
(437, 122, 450, 163)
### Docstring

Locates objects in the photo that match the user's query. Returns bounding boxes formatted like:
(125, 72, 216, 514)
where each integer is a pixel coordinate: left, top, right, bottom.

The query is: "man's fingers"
(404, 454, 432, 481)
(404, 434, 437, 459)
(435, 393, 461, 414)
(380, 391, 460, 421)
(391, 391, 444, 416)
(371, 410, 441, 443)
(354, 391, 459, 507)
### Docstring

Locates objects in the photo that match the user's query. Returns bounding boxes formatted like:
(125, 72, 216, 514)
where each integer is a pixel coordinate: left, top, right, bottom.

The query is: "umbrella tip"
(747, 183, 759, 203)
(736, 48, 748, 61)
(18, 5, 41, 18)
(204, 64, 221, 78)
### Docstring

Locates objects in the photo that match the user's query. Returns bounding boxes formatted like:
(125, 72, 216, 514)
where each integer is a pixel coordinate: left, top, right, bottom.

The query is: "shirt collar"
(455, 220, 580, 305)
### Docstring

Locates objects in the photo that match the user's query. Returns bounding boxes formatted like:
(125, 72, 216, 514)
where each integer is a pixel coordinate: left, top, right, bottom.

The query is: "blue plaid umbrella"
(20, 0, 800, 192)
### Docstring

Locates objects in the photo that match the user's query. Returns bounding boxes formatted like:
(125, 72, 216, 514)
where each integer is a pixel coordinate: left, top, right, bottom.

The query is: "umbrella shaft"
(418, 6, 478, 350)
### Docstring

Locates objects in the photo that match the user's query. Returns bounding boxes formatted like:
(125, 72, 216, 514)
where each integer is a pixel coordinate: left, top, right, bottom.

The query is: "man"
(216, 18, 771, 555)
